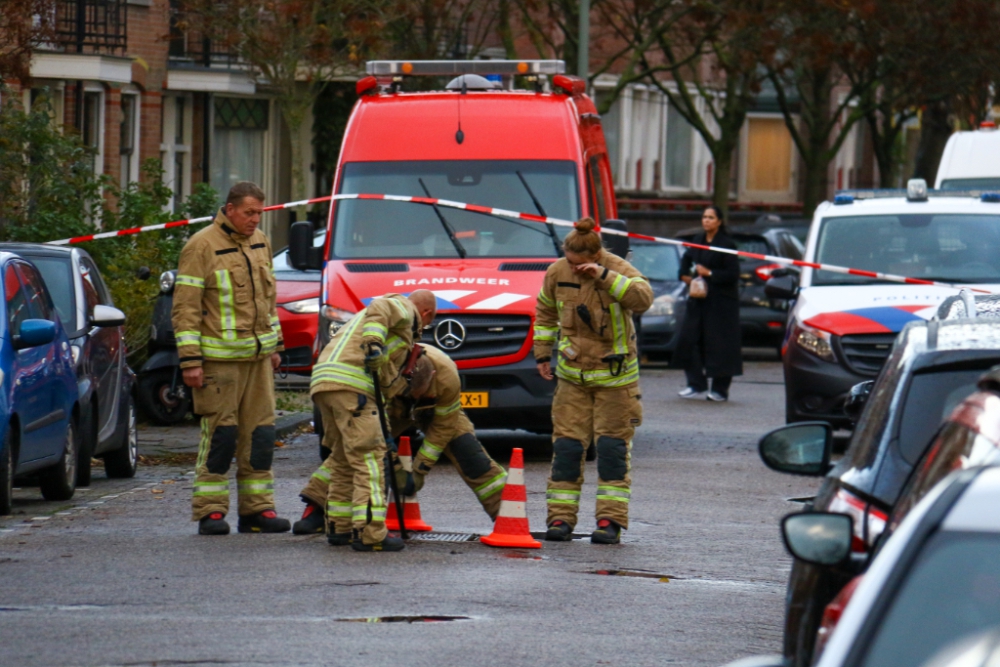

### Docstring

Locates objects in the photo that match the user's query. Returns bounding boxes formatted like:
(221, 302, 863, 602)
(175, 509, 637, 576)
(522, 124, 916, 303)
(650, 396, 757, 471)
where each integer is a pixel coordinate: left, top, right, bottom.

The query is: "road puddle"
(337, 615, 471, 623)
(585, 569, 677, 583)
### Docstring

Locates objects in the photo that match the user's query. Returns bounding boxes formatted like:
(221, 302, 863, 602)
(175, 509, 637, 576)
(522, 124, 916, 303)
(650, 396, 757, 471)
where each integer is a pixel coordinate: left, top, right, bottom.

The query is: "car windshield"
(26, 256, 75, 329)
(332, 160, 579, 259)
(630, 243, 680, 281)
(940, 178, 1000, 190)
(898, 367, 991, 465)
(859, 532, 1000, 667)
(813, 214, 1000, 285)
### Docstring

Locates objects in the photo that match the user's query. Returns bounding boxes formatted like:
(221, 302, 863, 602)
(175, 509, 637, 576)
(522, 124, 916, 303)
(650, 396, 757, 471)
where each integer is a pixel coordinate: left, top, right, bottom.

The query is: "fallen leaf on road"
(274, 440, 285, 448)
(162, 480, 176, 485)
(151, 489, 164, 494)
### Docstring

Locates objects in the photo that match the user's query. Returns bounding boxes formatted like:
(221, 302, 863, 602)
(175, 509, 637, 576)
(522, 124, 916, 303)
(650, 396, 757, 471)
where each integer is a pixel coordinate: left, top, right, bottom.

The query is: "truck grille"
(423, 314, 531, 361)
(839, 333, 897, 376)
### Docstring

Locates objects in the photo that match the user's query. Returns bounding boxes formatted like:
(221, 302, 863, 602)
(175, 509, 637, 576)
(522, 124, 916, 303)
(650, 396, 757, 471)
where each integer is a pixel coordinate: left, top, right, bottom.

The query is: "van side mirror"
(289, 221, 323, 271)
(759, 421, 832, 476)
(765, 274, 798, 300)
(844, 381, 874, 422)
(602, 219, 630, 258)
(782, 512, 853, 566)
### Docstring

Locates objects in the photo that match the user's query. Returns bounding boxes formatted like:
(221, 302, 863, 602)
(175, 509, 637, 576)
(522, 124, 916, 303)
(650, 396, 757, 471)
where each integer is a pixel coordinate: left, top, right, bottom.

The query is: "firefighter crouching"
(534, 217, 653, 544)
(172, 182, 290, 536)
(392, 345, 508, 521)
(293, 291, 437, 552)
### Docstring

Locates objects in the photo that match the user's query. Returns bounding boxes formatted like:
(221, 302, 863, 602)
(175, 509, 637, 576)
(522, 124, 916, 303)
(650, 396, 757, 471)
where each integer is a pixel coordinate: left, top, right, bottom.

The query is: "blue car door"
(14, 261, 69, 461)
(5, 261, 51, 464)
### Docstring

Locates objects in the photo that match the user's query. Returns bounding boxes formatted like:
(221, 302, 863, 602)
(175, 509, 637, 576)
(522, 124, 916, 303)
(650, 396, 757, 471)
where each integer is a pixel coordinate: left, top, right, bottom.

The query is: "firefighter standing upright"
(534, 217, 653, 544)
(173, 182, 291, 536)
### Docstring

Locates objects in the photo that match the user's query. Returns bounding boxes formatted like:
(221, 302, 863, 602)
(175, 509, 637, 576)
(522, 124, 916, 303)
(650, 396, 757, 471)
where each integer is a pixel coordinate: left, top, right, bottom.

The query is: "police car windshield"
(332, 160, 579, 259)
(814, 214, 1000, 285)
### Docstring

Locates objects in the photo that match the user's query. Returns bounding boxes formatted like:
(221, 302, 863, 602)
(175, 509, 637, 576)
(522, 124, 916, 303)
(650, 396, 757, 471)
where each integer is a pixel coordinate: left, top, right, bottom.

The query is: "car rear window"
(859, 532, 1000, 667)
(732, 235, 769, 257)
(898, 368, 989, 465)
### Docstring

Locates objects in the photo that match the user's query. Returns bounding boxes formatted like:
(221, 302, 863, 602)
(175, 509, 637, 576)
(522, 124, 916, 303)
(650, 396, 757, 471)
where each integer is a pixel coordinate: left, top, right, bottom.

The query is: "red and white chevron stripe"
(45, 193, 992, 294)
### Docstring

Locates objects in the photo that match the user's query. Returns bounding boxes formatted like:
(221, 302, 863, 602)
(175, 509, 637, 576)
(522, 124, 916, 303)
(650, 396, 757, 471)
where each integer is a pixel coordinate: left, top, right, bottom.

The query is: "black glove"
(395, 467, 413, 496)
(364, 342, 386, 371)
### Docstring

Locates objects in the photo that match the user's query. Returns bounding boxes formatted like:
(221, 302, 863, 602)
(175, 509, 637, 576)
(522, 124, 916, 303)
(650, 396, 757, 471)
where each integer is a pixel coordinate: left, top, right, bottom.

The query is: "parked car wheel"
(0, 430, 12, 515)
(138, 369, 190, 425)
(104, 396, 138, 478)
(40, 420, 77, 501)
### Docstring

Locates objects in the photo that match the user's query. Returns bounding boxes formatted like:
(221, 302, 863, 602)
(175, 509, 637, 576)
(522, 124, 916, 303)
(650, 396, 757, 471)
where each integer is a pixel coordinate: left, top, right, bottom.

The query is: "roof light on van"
(552, 75, 586, 95)
(365, 60, 565, 77)
(980, 120, 997, 130)
(833, 194, 854, 205)
(906, 178, 928, 202)
(981, 192, 1000, 203)
(356, 76, 378, 96)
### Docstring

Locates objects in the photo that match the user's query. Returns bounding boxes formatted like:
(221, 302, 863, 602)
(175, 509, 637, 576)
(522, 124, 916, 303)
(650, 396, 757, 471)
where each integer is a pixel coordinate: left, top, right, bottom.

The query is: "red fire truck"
(289, 60, 623, 435)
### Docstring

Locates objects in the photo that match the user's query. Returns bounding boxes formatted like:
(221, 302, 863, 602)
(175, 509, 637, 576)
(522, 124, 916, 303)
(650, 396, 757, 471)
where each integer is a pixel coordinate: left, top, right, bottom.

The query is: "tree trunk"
(913, 100, 951, 185)
(801, 155, 828, 218)
(498, 0, 517, 58)
(712, 145, 734, 219)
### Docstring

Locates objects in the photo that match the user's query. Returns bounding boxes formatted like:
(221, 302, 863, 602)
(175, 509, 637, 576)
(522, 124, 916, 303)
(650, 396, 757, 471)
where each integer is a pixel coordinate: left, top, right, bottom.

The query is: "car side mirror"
(90, 305, 126, 327)
(759, 421, 832, 476)
(14, 319, 56, 350)
(289, 221, 323, 271)
(602, 219, 630, 258)
(844, 381, 874, 422)
(765, 274, 798, 300)
(782, 512, 853, 566)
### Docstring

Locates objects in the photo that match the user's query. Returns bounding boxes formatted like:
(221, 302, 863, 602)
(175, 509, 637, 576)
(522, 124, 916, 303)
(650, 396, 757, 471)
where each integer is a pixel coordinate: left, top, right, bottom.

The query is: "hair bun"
(574, 217, 596, 233)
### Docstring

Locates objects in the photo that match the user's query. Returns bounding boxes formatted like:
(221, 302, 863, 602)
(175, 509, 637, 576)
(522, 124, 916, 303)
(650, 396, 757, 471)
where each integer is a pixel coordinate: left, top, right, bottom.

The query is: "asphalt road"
(0, 359, 819, 667)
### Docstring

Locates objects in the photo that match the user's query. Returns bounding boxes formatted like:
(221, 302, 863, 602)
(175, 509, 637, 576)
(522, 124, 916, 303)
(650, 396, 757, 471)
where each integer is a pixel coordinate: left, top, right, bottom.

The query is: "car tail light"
(827, 488, 870, 553)
(754, 263, 783, 281)
(814, 575, 864, 660)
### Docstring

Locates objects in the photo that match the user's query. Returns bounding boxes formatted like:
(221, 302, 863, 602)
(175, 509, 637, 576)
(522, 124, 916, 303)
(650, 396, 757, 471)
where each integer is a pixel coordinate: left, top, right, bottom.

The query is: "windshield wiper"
(517, 170, 562, 256)
(418, 178, 466, 259)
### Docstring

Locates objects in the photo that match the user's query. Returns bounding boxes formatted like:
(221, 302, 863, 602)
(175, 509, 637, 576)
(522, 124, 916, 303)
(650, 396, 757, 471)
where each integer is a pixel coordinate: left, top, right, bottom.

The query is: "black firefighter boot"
(350, 529, 405, 552)
(292, 501, 326, 535)
(198, 512, 230, 536)
(545, 520, 573, 542)
(327, 530, 353, 546)
(591, 519, 622, 544)
(238, 509, 292, 534)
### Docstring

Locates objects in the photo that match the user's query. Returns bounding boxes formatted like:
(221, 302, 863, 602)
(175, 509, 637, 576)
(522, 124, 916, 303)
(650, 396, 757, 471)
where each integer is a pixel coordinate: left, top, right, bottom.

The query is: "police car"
(769, 180, 1000, 428)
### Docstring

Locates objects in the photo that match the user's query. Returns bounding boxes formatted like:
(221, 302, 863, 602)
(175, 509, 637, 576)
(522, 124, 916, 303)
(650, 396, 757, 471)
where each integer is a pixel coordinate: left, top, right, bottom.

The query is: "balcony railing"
(55, 0, 127, 55)
(168, 0, 242, 68)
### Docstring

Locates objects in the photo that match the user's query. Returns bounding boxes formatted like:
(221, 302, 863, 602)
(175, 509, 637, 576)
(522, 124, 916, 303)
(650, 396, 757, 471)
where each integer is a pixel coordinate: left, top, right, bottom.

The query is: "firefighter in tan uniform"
(395, 346, 508, 520)
(292, 291, 436, 551)
(172, 182, 290, 536)
(534, 217, 653, 544)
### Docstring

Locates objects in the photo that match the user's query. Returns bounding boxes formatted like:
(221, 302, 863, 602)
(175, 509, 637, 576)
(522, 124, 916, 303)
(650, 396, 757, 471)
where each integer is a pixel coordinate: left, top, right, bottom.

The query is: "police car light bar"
(365, 60, 566, 77)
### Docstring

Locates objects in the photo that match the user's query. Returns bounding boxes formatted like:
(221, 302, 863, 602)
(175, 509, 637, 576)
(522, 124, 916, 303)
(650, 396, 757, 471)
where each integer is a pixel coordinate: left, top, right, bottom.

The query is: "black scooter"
(136, 269, 191, 424)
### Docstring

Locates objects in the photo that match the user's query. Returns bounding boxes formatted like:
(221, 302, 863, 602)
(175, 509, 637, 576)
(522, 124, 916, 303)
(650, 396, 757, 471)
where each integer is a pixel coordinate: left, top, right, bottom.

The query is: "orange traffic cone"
(480, 448, 541, 549)
(386, 436, 433, 532)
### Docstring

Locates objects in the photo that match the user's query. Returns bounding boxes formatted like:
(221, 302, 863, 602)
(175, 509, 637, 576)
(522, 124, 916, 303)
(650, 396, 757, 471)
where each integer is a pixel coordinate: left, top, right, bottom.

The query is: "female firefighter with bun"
(534, 217, 653, 544)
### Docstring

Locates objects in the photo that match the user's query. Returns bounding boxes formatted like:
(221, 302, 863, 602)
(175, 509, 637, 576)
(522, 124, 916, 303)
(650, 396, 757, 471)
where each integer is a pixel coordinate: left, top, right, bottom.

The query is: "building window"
(664, 101, 693, 189)
(120, 94, 138, 186)
(161, 94, 191, 211)
(745, 117, 793, 194)
(82, 90, 103, 175)
(211, 97, 268, 198)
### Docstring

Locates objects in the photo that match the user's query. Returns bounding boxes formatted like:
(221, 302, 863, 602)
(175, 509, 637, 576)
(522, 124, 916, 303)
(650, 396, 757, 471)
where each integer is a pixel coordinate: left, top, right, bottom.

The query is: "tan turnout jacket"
(172, 210, 282, 369)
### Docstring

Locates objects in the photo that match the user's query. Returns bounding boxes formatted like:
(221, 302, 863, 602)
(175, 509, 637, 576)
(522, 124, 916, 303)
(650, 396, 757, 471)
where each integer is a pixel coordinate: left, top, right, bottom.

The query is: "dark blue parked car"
(0, 252, 81, 515)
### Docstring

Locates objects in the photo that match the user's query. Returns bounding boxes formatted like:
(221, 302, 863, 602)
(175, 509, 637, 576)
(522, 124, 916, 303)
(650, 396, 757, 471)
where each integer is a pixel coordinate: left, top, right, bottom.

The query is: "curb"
(275, 412, 313, 439)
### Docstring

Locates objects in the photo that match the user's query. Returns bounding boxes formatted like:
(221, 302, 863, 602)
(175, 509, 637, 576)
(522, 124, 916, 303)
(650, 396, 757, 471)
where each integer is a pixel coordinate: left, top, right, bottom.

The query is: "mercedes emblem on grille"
(434, 319, 467, 350)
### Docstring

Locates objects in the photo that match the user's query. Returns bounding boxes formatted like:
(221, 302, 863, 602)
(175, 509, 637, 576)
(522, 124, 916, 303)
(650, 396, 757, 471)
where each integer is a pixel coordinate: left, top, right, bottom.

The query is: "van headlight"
(794, 322, 836, 362)
(320, 306, 355, 345)
(645, 294, 676, 317)
(159, 270, 176, 294)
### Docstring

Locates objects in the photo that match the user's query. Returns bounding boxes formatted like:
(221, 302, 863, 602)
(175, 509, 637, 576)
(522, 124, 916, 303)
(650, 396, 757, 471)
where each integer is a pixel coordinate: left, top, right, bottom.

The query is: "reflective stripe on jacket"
(172, 209, 282, 368)
(533, 249, 653, 388)
(310, 294, 420, 400)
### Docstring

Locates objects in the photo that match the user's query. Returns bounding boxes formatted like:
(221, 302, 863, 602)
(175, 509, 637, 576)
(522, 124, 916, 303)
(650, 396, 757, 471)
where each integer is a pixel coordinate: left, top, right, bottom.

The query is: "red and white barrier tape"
(47, 193, 991, 294)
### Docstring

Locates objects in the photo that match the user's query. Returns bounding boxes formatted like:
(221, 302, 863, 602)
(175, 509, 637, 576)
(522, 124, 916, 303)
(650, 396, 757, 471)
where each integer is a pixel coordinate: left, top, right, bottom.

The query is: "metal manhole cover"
(410, 532, 480, 543)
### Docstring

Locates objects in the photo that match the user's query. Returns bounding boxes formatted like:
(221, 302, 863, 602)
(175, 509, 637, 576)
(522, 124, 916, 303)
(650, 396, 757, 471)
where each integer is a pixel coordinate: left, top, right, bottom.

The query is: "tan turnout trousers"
(191, 358, 276, 521)
(312, 390, 388, 545)
(547, 379, 642, 529)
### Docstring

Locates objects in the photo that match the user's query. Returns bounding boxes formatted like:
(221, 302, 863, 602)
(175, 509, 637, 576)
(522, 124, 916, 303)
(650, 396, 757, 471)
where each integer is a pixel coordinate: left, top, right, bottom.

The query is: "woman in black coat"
(674, 205, 743, 401)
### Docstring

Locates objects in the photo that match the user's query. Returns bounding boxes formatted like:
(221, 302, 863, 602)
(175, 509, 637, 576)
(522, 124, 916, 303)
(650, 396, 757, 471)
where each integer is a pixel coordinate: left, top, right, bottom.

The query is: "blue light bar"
(982, 192, 1000, 203)
(833, 194, 855, 205)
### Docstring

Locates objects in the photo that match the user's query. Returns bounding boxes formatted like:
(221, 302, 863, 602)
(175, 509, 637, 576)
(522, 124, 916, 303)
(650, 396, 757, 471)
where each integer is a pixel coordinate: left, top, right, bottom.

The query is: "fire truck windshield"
(332, 160, 580, 258)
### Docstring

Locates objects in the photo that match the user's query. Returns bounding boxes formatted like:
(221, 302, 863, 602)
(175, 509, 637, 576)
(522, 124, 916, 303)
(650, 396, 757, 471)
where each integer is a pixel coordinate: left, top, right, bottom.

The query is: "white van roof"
(935, 125, 1000, 189)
